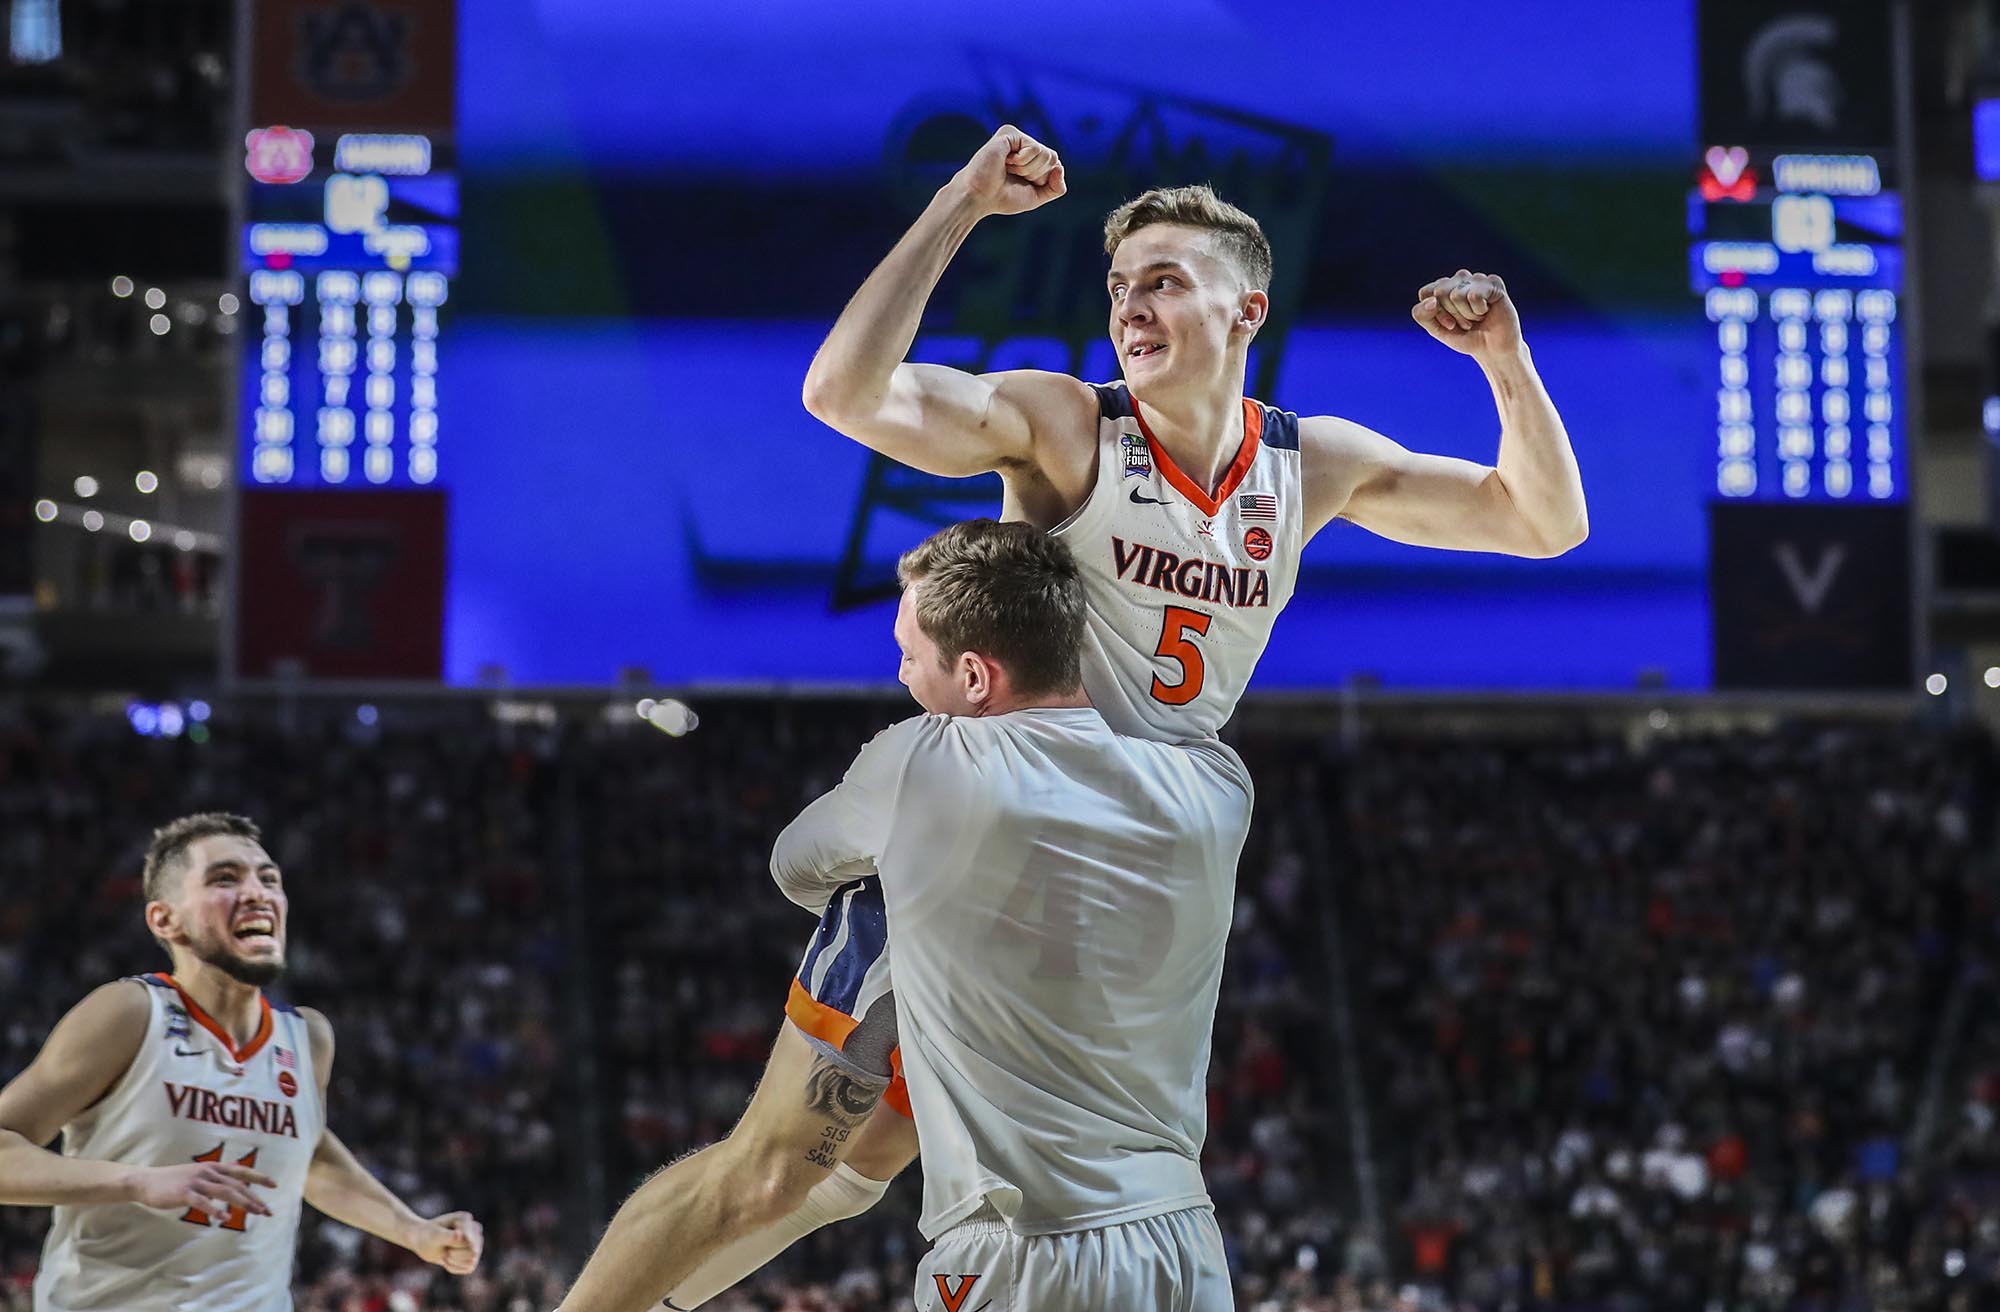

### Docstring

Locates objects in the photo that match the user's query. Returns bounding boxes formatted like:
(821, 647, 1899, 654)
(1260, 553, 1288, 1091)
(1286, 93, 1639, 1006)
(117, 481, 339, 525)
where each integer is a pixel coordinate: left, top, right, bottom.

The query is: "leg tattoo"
(801, 1057, 884, 1169)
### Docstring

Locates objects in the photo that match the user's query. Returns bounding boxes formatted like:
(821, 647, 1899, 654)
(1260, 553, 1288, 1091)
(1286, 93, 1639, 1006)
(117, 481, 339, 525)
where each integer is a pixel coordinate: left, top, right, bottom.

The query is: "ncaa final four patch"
(1121, 433, 1152, 478)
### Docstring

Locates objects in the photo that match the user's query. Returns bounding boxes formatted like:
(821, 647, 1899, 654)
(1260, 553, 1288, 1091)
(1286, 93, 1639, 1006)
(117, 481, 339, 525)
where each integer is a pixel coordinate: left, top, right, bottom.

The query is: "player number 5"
(1150, 605, 1213, 706)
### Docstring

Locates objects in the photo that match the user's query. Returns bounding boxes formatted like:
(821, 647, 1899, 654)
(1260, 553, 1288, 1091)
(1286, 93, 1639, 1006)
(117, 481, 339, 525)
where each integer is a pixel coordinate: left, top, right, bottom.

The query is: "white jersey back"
(35, 974, 325, 1312)
(1050, 382, 1304, 743)
(813, 710, 1253, 1238)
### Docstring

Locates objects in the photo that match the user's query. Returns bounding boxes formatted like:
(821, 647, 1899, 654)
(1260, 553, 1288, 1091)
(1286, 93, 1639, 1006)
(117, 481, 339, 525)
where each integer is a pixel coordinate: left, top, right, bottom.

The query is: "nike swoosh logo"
(1128, 487, 1168, 505)
(174, 1047, 203, 1057)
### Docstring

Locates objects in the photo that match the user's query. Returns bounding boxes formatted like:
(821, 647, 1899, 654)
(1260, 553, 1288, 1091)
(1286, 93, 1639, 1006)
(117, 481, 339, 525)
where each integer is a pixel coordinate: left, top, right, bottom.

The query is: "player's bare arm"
(298, 1007, 484, 1276)
(1302, 271, 1588, 557)
(0, 981, 276, 1216)
(801, 124, 1098, 523)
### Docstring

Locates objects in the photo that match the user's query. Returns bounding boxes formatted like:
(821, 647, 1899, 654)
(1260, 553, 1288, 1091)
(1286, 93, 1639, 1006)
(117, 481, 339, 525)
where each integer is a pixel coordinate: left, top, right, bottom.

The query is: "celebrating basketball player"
(0, 813, 484, 1311)
(564, 522, 1251, 1312)
(558, 125, 1587, 1310)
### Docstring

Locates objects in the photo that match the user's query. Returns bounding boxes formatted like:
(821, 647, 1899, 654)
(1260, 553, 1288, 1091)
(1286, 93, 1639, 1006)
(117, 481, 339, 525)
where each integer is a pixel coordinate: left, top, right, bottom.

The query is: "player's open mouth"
(234, 917, 276, 941)
(1128, 342, 1166, 359)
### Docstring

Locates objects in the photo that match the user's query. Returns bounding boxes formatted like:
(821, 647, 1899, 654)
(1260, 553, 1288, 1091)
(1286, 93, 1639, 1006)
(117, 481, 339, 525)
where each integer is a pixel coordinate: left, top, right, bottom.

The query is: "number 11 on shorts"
(1150, 605, 1213, 705)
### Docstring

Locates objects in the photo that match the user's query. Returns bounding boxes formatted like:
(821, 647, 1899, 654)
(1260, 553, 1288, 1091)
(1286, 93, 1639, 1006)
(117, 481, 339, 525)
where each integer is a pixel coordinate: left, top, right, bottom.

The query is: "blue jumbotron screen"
(335, 1, 1776, 689)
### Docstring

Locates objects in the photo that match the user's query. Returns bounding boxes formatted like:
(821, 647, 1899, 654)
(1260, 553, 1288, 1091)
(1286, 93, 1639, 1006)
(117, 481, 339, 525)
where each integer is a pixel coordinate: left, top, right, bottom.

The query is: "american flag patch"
(1238, 494, 1278, 521)
(275, 1046, 297, 1070)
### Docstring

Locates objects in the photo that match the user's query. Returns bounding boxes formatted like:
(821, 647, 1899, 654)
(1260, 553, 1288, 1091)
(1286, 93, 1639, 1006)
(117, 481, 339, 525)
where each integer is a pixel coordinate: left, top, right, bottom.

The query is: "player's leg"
(662, 1067, 920, 1308)
(661, 878, 919, 1308)
(559, 1021, 883, 1312)
(842, 1089, 919, 1182)
(558, 879, 902, 1312)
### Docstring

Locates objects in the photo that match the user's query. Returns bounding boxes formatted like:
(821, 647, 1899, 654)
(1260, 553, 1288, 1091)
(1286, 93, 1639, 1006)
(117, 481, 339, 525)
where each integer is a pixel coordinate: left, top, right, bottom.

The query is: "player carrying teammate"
(0, 813, 484, 1311)
(558, 124, 1588, 1310)
(564, 521, 1251, 1311)
(772, 520, 1251, 1309)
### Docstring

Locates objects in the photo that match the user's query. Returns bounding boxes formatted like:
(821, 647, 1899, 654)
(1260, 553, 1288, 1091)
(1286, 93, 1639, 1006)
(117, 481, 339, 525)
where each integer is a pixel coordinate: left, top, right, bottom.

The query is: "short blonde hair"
(896, 520, 1085, 698)
(1103, 184, 1273, 291)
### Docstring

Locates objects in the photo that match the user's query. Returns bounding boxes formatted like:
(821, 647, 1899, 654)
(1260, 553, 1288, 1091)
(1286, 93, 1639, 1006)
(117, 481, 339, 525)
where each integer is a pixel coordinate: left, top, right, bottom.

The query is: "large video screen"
(396, 1, 1870, 689)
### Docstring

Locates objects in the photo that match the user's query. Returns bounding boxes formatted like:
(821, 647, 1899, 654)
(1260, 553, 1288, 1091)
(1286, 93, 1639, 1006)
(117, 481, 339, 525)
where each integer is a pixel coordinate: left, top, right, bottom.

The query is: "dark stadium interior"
(9, 1, 2000, 1310)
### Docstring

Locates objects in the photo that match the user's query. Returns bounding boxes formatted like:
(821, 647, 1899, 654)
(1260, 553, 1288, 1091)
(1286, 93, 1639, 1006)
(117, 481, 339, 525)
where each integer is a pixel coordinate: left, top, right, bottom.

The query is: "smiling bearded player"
(0, 813, 484, 1312)
(551, 126, 1588, 1312)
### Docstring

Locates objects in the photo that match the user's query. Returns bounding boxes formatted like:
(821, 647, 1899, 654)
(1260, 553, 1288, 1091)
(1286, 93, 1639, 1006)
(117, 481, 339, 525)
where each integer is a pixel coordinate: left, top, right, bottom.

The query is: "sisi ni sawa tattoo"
(800, 1056, 884, 1168)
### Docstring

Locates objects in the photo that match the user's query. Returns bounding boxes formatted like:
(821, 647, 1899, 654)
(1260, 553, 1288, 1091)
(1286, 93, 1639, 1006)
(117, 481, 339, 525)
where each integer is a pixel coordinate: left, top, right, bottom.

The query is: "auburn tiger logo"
(933, 1272, 983, 1311)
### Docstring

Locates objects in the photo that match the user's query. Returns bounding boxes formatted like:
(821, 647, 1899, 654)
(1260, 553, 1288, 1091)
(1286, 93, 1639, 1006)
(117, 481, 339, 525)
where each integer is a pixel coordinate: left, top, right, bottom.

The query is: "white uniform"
(781, 384, 1305, 1058)
(35, 973, 324, 1312)
(1052, 382, 1305, 744)
(773, 708, 1252, 1310)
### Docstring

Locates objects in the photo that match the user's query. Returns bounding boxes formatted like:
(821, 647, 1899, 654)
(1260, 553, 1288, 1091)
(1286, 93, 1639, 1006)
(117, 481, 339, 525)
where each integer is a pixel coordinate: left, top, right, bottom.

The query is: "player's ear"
(145, 900, 180, 945)
(1238, 289, 1269, 336)
(961, 651, 997, 707)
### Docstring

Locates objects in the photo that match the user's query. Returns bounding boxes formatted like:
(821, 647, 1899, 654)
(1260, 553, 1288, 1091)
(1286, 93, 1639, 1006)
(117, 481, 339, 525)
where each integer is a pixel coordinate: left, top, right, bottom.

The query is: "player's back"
(1051, 382, 1304, 743)
(35, 974, 323, 1312)
(873, 708, 1254, 1238)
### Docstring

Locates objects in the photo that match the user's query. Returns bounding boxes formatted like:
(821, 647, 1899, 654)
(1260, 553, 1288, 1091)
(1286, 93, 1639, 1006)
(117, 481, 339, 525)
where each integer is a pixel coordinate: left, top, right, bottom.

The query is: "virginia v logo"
(931, 1273, 985, 1311)
(1772, 541, 1846, 614)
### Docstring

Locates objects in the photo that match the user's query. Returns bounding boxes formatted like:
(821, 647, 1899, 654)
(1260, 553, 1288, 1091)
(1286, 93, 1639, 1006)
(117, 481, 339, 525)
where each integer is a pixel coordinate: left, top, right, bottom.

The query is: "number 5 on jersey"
(1150, 605, 1213, 706)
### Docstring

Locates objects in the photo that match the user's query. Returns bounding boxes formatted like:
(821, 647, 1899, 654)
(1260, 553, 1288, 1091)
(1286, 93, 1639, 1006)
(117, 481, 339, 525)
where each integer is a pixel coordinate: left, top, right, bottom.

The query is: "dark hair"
(896, 520, 1086, 698)
(143, 812, 263, 904)
(1103, 184, 1273, 291)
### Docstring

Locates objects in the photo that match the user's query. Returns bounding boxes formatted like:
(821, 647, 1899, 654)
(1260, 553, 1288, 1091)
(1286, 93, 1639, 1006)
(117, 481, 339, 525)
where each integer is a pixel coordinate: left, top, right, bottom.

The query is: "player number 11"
(180, 1144, 260, 1232)
(1150, 605, 1213, 705)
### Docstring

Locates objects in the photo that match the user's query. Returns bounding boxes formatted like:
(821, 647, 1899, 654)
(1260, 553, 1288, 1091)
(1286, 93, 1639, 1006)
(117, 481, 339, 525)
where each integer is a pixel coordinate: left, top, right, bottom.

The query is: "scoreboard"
(1688, 154, 1904, 504)
(241, 130, 456, 488)
(233, 0, 458, 682)
(1694, 0, 1913, 691)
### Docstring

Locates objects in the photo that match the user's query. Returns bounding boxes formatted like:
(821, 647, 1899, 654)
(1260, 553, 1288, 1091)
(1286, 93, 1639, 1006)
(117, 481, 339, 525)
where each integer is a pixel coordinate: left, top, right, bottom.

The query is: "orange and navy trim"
(150, 972, 274, 1063)
(1134, 397, 1262, 518)
(1092, 382, 1299, 510)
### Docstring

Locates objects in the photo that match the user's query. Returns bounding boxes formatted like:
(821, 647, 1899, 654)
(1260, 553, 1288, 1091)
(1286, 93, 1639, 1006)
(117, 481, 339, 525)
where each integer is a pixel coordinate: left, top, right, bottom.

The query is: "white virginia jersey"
(1050, 382, 1304, 743)
(35, 974, 324, 1312)
(771, 709, 1254, 1238)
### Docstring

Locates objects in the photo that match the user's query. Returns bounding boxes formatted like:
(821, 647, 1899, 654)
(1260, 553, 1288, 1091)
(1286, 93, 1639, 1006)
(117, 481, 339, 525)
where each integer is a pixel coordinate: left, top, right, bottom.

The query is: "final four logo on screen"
(299, 2, 412, 102)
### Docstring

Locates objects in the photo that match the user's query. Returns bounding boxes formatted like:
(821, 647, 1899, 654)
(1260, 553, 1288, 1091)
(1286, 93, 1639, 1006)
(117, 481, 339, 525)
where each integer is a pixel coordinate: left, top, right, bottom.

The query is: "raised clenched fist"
(950, 125, 1067, 218)
(1412, 270, 1523, 360)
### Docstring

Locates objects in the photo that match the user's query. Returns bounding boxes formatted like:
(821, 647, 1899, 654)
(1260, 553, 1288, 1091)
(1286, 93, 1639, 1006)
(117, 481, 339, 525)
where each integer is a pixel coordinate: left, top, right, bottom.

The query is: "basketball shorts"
(915, 1204, 1231, 1312)
(786, 876, 910, 1117)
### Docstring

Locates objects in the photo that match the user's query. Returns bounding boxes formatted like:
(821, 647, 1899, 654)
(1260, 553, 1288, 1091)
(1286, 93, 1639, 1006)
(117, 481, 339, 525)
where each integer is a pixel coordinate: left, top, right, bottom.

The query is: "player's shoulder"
(1294, 412, 1399, 460)
(850, 713, 949, 775)
(295, 1006, 335, 1069)
(47, 977, 154, 1055)
(988, 369, 1098, 424)
(1247, 395, 1303, 453)
(865, 711, 955, 753)
(84, 975, 159, 1021)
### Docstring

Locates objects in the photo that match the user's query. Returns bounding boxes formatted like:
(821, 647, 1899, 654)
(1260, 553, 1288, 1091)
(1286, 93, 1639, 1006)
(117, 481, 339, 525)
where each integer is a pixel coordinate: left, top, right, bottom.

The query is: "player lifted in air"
(0, 813, 484, 1312)
(557, 125, 1586, 1310)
